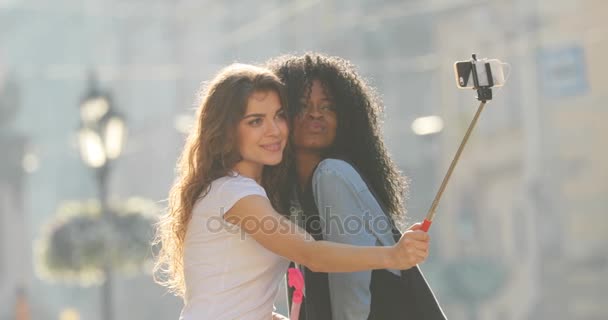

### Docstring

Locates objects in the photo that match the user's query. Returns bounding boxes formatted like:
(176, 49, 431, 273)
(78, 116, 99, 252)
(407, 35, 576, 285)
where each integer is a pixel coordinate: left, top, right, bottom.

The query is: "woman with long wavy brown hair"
(153, 63, 430, 320)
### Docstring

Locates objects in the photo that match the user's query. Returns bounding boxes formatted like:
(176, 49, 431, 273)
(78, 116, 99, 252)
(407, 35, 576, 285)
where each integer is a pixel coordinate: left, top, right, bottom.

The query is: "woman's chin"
(297, 140, 332, 151)
(264, 156, 283, 166)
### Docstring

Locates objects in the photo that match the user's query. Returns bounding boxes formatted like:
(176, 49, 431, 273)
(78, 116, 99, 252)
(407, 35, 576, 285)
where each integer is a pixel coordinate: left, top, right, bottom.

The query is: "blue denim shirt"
(304, 159, 400, 320)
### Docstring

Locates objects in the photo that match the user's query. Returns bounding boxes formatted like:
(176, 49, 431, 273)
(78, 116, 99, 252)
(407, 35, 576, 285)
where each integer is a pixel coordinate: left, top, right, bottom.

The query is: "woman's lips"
(261, 142, 282, 152)
(306, 120, 325, 133)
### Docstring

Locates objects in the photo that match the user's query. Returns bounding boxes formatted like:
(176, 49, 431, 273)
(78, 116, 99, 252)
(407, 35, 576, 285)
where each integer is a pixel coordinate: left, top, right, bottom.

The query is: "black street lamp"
(77, 75, 126, 320)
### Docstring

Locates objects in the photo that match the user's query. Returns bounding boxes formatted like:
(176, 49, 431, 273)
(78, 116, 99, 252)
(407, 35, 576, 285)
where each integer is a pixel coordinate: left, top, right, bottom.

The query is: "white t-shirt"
(180, 174, 289, 320)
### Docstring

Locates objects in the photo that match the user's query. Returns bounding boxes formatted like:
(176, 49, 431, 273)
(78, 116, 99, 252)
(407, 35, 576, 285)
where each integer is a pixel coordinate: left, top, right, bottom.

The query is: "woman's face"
(235, 90, 288, 175)
(292, 80, 337, 154)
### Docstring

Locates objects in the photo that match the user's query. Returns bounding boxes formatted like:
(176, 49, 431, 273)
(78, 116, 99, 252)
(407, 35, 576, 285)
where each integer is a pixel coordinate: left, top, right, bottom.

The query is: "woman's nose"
(267, 118, 281, 136)
(301, 105, 323, 119)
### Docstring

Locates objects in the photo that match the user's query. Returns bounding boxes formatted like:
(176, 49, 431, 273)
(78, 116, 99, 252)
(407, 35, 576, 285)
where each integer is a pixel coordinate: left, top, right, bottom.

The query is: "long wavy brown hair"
(153, 64, 291, 298)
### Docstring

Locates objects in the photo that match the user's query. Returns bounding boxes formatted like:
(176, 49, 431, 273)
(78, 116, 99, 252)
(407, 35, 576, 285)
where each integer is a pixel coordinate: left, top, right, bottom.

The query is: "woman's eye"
(276, 110, 286, 119)
(249, 118, 262, 126)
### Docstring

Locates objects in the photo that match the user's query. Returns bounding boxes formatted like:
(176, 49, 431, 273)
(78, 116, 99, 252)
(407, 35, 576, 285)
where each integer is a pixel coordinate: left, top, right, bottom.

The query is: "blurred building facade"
(429, 0, 608, 319)
(0, 0, 606, 319)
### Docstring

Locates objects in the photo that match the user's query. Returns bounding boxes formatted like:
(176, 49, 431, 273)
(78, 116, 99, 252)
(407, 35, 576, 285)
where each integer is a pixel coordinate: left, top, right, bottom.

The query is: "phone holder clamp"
(471, 53, 493, 102)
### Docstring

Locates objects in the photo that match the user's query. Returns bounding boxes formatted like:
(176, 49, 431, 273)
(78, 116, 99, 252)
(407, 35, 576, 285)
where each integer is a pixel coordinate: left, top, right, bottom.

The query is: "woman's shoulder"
(210, 174, 266, 196)
(315, 158, 357, 174)
(194, 174, 267, 215)
(313, 158, 367, 192)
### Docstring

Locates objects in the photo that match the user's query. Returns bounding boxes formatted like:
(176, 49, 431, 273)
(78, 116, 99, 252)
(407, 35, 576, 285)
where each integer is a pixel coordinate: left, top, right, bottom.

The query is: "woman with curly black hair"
(267, 53, 446, 320)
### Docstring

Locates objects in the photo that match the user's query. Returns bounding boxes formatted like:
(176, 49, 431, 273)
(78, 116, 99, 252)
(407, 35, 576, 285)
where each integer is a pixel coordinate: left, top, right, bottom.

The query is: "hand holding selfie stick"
(421, 54, 494, 232)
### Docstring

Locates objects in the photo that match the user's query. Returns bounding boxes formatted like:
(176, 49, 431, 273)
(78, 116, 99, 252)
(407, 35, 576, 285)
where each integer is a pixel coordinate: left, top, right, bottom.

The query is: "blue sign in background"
(538, 45, 589, 98)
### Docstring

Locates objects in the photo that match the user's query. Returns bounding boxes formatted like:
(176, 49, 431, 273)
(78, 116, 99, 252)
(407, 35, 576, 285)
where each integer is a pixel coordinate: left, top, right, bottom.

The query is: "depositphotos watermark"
(205, 206, 396, 240)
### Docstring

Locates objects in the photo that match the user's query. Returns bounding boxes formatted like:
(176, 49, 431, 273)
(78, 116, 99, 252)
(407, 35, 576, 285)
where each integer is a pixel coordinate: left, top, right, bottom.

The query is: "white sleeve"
(216, 177, 268, 217)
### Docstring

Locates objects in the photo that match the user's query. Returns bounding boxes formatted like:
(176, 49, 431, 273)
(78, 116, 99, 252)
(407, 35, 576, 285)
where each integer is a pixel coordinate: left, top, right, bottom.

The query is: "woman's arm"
(223, 195, 429, 273)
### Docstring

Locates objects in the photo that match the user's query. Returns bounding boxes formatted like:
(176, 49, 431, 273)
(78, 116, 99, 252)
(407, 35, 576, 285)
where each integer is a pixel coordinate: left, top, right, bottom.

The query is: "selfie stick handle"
(421, 54, 492, 232)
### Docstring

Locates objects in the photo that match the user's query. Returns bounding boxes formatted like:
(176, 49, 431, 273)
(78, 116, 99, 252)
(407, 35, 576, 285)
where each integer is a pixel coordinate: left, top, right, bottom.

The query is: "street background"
(1, 0, 607, 319)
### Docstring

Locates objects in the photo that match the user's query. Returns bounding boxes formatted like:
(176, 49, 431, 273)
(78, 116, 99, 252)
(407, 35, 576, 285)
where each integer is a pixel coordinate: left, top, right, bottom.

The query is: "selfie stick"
(421, 54, 493, 232)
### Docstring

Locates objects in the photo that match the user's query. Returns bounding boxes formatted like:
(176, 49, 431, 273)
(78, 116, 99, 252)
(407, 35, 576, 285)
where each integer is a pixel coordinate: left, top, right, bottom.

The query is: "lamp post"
(77, 75, 126, 320)
(1, 75, 30, 320)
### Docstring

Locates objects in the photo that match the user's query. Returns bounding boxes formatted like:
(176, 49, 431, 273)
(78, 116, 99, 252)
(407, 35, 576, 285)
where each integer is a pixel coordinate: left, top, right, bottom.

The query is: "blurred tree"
(36, 198, 158, 284)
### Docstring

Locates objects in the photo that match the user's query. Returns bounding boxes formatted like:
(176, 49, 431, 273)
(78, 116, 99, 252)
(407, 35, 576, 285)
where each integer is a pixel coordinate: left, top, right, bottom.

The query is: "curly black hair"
(266, 53, 408, 222)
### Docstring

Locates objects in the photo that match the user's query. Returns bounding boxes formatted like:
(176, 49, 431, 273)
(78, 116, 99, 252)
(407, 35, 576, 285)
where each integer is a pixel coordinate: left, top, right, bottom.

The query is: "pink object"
(287, 267, 304, 320)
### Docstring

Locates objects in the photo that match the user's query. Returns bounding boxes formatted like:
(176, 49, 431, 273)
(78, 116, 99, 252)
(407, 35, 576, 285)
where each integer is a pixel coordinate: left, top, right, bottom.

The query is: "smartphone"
(454, 58, 507, 89)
